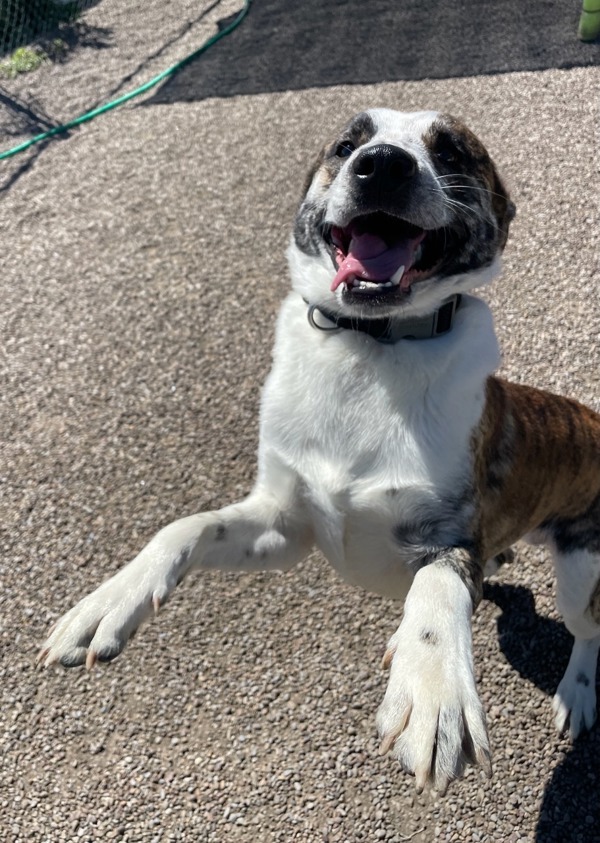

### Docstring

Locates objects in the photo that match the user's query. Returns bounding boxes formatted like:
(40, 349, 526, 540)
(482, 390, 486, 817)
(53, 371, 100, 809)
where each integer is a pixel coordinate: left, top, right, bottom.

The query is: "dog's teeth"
(347, 276, 393, 293)
(390, 266, 405, 286)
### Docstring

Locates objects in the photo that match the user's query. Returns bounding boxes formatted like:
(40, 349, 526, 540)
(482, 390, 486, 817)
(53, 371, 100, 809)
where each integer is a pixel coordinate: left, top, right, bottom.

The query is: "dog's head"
(289, 109, 515, 318)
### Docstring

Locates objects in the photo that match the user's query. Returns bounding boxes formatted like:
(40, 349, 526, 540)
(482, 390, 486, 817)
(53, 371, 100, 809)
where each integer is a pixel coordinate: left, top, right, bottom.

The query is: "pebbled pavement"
(1, 2, 599, 841)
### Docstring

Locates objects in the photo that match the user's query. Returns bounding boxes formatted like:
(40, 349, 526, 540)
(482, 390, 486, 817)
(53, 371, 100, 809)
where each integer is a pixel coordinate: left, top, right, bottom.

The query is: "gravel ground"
(1, 2, 599, 841)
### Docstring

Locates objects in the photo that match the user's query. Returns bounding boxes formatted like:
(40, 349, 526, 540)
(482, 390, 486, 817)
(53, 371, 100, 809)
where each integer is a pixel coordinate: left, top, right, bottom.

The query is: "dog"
(38, 109, 600, 794)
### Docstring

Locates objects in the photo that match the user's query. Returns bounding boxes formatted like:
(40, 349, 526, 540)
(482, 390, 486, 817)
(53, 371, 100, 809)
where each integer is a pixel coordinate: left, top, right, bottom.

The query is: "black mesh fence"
(0, 0, 98, 56)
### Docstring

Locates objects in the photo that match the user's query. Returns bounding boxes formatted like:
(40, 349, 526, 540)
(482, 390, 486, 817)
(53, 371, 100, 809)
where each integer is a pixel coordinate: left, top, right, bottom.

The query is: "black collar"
(305, 295, 462, 344)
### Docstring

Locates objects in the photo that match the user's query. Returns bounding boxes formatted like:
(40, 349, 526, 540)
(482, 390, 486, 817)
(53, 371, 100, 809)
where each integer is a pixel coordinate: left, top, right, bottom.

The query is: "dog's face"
(289, 109, 515, 318)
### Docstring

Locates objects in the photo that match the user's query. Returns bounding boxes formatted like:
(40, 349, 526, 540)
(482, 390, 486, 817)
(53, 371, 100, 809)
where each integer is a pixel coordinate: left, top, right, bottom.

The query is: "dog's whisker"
(435, 178, 511, 202)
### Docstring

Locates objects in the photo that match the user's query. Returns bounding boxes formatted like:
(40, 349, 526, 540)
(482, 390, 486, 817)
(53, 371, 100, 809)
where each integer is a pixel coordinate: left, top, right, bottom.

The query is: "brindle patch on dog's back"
(473, 377, 600, 561)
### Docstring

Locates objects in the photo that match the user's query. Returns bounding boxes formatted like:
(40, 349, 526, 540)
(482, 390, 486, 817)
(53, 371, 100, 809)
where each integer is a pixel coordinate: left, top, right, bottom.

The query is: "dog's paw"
(36, 553, 177, 670)
(552, 636, 599, 741)
(552, 672, 597, 741)
(377, 632, 491, 794)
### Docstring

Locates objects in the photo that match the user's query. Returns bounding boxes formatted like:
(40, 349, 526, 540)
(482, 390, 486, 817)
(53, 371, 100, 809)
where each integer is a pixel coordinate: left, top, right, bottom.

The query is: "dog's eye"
(436, 147, 457, 165)
(434, 137, 460, 166)
(335, 141, 356, 158)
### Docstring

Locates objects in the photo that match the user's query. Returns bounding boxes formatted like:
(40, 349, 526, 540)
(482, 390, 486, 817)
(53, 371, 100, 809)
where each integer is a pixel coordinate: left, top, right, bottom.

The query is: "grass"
(0, 0, 84, 53)
(0, 0, 91, 74)
(0, 38, 69, 78)
(0, 45, 45, 78)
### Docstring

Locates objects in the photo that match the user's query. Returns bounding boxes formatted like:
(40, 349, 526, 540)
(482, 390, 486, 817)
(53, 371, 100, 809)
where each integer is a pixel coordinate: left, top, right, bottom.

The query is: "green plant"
(0, 0, 89, 56)
(0, 45, 46, 78)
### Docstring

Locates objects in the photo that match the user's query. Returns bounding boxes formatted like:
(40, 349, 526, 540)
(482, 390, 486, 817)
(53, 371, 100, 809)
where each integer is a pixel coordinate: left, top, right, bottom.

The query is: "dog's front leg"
(37, 487, 312, 670)
(376, 548, 491, 794)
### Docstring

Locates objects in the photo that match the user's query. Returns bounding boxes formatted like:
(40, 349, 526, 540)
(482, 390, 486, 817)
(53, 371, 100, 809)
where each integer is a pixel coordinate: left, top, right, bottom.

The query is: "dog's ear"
(490, 165, 516, 250)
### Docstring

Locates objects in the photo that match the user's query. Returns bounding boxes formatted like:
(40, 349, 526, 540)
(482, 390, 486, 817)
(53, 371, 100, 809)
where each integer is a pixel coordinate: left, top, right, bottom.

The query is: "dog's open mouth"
(325, 212, 443, 297)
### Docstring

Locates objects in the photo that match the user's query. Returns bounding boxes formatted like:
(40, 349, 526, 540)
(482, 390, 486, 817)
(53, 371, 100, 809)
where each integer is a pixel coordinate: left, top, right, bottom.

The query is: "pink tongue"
(331, 231, 420, 292)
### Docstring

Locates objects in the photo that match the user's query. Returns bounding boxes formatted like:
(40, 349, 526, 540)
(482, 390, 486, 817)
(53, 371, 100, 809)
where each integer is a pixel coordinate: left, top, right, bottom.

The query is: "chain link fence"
(0, 0, 99, 56)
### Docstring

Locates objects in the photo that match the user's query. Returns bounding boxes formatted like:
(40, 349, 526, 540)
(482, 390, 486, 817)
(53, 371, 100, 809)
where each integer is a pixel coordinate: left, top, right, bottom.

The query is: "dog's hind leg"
(37, 484, 313, 670)
(483, 547, 514, 578)
(551, 547, 600, 740)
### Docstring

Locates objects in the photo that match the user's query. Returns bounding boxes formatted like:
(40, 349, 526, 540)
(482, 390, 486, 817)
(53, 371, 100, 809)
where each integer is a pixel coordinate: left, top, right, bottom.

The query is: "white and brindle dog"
(38, 109, 600, 794)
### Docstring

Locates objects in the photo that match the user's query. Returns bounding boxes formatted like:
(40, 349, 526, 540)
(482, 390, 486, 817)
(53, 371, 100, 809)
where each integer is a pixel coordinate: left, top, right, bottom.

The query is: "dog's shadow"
(483, 581, 600, 840)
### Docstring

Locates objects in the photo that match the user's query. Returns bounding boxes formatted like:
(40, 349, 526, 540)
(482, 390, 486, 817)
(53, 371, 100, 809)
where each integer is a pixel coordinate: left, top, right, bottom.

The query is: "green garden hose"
(0, 0, 252, 160)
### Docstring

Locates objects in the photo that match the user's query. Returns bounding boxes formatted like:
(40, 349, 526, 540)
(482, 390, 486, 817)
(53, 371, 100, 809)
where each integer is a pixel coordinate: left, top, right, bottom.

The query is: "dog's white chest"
(258, 295, 499, 598)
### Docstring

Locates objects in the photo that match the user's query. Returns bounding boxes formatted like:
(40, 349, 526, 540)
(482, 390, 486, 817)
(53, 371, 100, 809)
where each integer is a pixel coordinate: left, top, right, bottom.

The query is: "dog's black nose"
(352, 143, 417, 186)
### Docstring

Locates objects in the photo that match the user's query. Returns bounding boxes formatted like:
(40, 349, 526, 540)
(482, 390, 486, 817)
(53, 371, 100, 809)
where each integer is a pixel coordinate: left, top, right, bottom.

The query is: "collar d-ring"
(307, 304, 342, 332)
